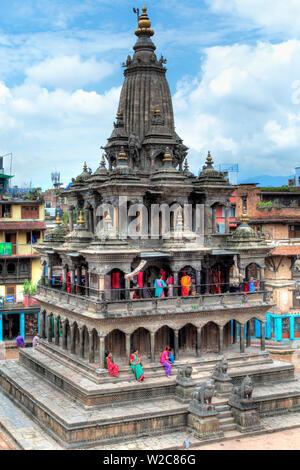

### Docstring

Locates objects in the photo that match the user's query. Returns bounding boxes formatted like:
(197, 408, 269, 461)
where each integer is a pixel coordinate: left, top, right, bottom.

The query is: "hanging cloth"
(137, 272, 143, 288)
(160, 270, 166, 281)
(112, 272, 120, 288)
(125, 260, 147, 280)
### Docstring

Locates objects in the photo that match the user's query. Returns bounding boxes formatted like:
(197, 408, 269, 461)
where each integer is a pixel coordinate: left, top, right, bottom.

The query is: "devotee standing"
(32, 333, 39, 349)
(105, 351, 119, 376)
(249, 277, 255, 292)
(167, 274, 174, 297)
(160, 347, 172, 377)
(154, 274, 166, 297)
(16, 333, 24, 349)
(181, 272, 191, 296)
(130, 349, 145, 382)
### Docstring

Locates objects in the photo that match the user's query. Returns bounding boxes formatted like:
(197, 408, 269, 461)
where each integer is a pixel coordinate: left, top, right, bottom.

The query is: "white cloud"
(173, 40, 300, 177)
(209, 0, 300, 37)
(25, 56, 114, 90)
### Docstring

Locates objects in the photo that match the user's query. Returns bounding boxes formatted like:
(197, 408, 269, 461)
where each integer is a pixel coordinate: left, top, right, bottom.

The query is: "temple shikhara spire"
(1, 6, 294, 451)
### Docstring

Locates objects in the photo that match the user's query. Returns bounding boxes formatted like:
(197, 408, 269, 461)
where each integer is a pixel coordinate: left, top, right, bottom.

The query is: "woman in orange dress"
(181, 272, 191, 296)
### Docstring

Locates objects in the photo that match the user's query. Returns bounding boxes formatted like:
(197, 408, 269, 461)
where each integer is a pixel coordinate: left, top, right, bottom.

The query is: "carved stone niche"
(212, 357, 233, 397)
(187, 380, 223, 440)
(175, 364, 195, 403)
(228, 376, 263, 433)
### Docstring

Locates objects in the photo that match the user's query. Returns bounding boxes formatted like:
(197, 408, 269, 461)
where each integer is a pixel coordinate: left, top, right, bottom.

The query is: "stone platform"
(0, 346, 299, 448)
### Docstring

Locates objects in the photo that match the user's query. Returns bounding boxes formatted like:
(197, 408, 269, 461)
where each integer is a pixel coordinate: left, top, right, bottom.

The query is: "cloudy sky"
(0, 0, 300, 188)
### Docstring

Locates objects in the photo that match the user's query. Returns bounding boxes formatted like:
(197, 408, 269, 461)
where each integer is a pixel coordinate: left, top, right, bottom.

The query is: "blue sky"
(0, 0, 300, 188)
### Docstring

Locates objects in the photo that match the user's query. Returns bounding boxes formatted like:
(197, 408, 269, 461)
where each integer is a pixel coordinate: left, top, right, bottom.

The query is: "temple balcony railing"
(36, 284, 272, 319)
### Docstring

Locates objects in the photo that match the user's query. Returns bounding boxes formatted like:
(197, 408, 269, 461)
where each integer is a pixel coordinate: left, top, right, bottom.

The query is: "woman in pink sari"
(105, 352, 119, 377)
(160, 348, 172, 377)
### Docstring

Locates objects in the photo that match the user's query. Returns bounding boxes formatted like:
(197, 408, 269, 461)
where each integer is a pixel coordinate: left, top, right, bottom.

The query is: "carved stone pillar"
(62, 320, 68, 350)
(174, 329, 179, 360)
(47, 315, 52, 343)
(68, 207, 74, 232)
(47, 262, 53, 287)
(61, 265, 67, 291)
(260, 267, 265, 290)
(99, 274, 105, 301)
(205, 268, 210, 294)
(79, 327, 85, 359)
(232, 320, 237, 344)
(240, 323, 245, 353)
(54, 317, 60, 346)
(125, 276, 130, 300)
(88, 330, 94, 363)
(40, 313, 45, 339)
(261, 322, 265, 351)
(212, 206, 217, 234)
(173, 271, 179, 297)
(225, 206, 230, 234)
(150, 332, 155, 364)
(70, 324, 76, 354)
(70, 267, 75, 294)
(125, 333, 130, 363)
(196, 327, 202, 357)
(41, 263, 46, 286)
(246, 321, 251, 348)
(196, 270, 201, 294)
(219, 326, 224, 355)
(99, 336, 105, 368)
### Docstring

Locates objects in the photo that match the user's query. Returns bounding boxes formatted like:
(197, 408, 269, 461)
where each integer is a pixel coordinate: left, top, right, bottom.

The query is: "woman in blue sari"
(154, 274, 166, 297)
(130, 349, 145, 382)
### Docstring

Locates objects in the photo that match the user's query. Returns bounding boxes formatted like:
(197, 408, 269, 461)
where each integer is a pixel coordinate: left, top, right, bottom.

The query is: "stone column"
(240, 323, 245, 353)
(99, 336, 105, 368)
(246, 320, 251, 348)
(40, 313, 45, 339)
(125, 276, 130, 300)
(68, 207, 74, 232)
(196, 327, 202, 357)
(54, 317, 60, 346)
(88, 330, 94, 363)
(219, 326, 224, 355)
(196, 270, 201, 294)
(70, 267, 76, 294)
(79, 327, 85, 359)
(76, 265, 82, 295)
(70, 324, 76, 354)
(150, 332, 155, 364)
(232, 320, 237, 344)
(47, 263, 53, 287)
(125, 333, 131, 363)
(260, 267, 265, 290)
(205, 268, 210, 294)
(47, 315, 52, 343)
(61, 265, 67, 291)
(85, 207, 91, 231)
(204, 204, 210, 235)
(62, 320, 68, 350)
(99, 274, 105, 301)
(174, 329, 179, 360)
(212, 206, 217, 234)
(261, 322, 266, 351)
(225, 206, 230, 234)
(173, 271, 178, 297)
(41, 263, 46, 286)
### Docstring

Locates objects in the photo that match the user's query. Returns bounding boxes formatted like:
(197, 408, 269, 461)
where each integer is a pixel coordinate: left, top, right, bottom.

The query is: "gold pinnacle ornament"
(135, 6, 154, 37)
(77, 210, 85, 226)
(163, 147, 172, 163)
(54, 213, 62, 226)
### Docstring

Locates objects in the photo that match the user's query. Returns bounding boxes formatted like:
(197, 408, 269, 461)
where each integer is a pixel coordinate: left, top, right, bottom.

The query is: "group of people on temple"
(104, 346, 175, 382)
(130, 270, 195, 299)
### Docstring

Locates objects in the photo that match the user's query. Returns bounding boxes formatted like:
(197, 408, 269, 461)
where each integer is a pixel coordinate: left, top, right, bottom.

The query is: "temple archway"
(155, 325, 174, 354)
(179, 323, 197, 354)
(105, 329, 126, 361)
(201, 321, 219, 352)
(131, 327, 151, 358)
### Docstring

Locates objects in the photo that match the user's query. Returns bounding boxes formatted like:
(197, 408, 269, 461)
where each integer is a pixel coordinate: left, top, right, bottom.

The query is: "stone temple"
(1, 6, 300, 449)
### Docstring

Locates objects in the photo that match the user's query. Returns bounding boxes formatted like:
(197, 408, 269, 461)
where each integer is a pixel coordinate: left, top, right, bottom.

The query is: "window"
(21, 206, 39, 219)
(7, 262, 16, 275)
(20, 261, 30, 274)
(0, 204, 11, 218)
(5, 285, 16, 297)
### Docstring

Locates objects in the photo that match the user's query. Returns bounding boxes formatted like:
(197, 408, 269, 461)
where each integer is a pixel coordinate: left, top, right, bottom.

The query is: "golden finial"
(206, 151, 213, 166)
(184, 159, 189, 171)
(54, 213, 62, 226)
(83, 162, 88, 171)
(77, 210, 85, 226)
(163, 147, 172, 163)
(240, 210, 249, 224)
(116, 109, 123, 121)
(154, 105, 161, 117)
(118, 146, 128, 163)
(135, 5, 154, 37)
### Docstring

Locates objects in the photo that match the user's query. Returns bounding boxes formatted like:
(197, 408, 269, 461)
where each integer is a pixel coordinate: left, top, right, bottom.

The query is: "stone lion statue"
(176, 364, 193, 385)
(212, 357, 229, 380)
(191, 379, 214, 406)
(233, 375, 253, 400)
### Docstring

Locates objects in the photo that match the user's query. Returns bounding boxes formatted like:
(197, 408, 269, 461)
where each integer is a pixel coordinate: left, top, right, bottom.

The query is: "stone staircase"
(215, 403, 237, 432)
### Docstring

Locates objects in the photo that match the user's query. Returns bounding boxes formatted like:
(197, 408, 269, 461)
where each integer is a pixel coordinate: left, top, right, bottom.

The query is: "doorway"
(3, 314, 19, 340)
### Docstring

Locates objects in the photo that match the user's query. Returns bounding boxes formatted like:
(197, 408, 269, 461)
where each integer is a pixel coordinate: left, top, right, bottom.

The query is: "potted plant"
(23, 279, 39, 307)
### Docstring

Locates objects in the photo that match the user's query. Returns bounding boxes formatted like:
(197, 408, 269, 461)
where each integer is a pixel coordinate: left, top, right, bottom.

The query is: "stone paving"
(0, 393, 62, 450)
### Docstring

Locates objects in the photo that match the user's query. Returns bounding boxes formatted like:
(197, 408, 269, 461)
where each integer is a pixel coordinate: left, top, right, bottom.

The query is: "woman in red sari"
(105, 352, 119, 377)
